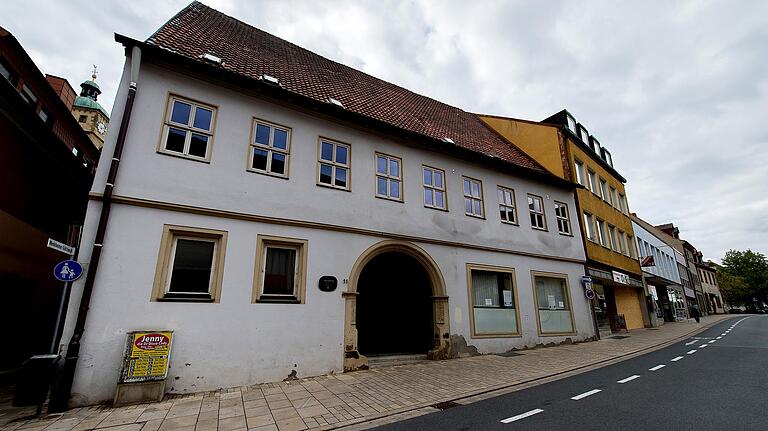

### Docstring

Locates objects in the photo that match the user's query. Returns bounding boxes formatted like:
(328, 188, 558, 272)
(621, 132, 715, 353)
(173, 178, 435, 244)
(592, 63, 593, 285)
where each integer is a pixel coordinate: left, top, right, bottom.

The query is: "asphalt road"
(371, 315, 768, 431)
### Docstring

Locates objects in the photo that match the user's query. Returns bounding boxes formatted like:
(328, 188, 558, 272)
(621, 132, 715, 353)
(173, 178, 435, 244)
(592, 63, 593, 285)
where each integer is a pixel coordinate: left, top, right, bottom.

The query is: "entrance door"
(356, 251, 433, 356)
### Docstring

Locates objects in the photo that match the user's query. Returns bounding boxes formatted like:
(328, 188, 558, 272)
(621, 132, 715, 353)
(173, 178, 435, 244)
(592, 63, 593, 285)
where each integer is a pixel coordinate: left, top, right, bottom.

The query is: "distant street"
(372, 316, 768, 431)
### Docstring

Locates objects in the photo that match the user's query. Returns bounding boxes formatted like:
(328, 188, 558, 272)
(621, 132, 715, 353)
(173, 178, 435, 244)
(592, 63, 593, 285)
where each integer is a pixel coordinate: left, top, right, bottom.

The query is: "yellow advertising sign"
(120, 331, 174, 383)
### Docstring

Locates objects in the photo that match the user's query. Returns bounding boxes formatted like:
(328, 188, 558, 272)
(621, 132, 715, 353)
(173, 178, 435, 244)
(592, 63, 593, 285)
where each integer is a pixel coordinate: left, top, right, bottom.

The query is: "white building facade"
(61, 4, 595, 405)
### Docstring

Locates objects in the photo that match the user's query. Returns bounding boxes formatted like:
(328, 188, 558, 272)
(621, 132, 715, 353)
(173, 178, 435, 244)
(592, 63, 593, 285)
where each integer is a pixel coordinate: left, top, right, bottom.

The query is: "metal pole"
(49, 254, 73, 354)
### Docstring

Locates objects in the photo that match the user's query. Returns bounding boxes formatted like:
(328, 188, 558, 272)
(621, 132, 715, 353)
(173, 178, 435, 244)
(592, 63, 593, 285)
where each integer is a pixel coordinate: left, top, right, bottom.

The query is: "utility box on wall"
(114, 331, 174, 406)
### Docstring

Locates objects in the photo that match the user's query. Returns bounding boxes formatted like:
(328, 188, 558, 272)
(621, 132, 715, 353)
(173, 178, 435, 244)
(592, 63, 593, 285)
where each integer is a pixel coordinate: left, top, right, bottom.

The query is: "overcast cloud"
(2, 0, 766, 261)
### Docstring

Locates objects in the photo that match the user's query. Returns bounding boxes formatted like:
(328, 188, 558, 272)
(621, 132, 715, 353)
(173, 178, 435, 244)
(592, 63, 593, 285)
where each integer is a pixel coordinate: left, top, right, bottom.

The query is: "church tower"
(72, 66, 109, 149)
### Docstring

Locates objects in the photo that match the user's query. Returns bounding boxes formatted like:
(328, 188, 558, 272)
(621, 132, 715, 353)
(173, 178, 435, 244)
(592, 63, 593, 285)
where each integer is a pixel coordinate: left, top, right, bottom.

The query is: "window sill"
(501, 220, 520, 226)
(375, 194, 404, 203)
(424, 204, 449, 212)
(247, 168, 289, 180)
(531, 226, 548, 232)
(157, 149, 211, 164)
(316, 182, 351, 192)
(464, 213, 486, 220)
(156, 296, 215, 303)
(558, 232, 574, 237)
(255, 296, 302, 304)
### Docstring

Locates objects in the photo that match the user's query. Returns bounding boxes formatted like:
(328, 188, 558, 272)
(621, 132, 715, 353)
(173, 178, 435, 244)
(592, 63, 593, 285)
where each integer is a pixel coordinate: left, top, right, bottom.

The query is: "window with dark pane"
(162, 96, 215, 160)
(168, 238, 215, 295)
(423, 166, 446, 210)
(497, 186, 517, 224)
(528, 194, 546, 230)
(375, 154, 403, 200)
(554, 201, 571, 235)
(463, 177, 483, 217)
(263, 247, 297, 296)
(318, 139, 350, 190)
(249, 120, 291, 176)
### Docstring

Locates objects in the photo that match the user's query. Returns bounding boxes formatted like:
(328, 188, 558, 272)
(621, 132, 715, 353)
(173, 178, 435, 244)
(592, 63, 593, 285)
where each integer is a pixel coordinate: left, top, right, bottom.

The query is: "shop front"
(588, 267, 645, 336)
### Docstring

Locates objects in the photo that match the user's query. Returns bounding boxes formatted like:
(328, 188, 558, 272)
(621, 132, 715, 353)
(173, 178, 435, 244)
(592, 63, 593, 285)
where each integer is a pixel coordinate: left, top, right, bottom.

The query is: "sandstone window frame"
(531, 271, 576, 336)
(247, 117, 292, 178)
(252, 234, 308, 304)
(317, 137, 352, 191)
(157, 94, 218, 163)
(422, 165, 447, 210)
(527, 194, 547, 231)
(151, 225, 228, 303)
(462, 176, 485, 218)
(554, 201, 572, 236)
(497, 185, 518, 225)
(466, 263, 521, 338)
(375, 152, 404, 202)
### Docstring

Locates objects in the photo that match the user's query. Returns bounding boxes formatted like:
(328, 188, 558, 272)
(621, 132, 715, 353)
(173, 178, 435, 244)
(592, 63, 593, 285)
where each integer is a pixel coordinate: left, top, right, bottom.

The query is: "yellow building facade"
(480, 111, 646, 335)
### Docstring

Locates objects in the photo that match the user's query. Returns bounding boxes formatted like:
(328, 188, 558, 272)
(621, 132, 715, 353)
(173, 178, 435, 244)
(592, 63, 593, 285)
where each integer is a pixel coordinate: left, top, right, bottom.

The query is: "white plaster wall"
(61, 58, 594, 405)
(65, 203, 592, 405)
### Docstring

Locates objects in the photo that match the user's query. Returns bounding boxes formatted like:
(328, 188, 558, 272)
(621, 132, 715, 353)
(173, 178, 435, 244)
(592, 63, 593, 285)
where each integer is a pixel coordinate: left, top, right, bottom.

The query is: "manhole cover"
(609, 335, 630, 339)
(431, 401, 461, 410)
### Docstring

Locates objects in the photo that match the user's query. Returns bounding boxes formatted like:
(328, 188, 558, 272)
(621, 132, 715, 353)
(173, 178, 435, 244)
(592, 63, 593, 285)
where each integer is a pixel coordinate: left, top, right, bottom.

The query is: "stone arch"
(343, 240, 450, 371)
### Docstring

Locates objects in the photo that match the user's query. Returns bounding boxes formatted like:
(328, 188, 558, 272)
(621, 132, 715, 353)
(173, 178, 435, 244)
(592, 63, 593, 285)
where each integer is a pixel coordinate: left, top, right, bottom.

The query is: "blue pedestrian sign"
(54, 260, 83, 282)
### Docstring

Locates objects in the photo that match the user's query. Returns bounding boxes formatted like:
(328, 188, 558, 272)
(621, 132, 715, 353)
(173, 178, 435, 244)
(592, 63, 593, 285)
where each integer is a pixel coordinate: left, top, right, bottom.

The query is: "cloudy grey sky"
(2, 0, 766, 261)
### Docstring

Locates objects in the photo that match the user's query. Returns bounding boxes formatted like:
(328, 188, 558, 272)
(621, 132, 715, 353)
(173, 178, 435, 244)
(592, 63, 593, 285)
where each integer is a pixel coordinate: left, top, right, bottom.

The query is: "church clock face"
(97, 121, 107, 135)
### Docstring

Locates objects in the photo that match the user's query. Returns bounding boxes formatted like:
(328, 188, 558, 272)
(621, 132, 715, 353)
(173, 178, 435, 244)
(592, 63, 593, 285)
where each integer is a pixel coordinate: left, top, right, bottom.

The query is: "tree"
(716, 271, 751, 307)
(720, 249, 768, 306)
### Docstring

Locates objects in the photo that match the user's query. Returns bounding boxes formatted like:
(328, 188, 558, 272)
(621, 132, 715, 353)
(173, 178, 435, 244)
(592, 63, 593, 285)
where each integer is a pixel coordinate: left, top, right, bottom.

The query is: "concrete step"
(367, 354, 429, 368)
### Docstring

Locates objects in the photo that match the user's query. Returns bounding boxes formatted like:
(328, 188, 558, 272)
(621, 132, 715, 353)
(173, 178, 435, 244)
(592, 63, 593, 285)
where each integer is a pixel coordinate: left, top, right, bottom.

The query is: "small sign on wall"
(119, 331, 174, 383)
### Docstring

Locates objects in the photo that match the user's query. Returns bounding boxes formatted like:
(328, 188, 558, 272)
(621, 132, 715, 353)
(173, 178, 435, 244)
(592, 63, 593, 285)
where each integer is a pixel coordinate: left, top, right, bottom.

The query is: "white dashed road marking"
(571, 389, 602, 400)
(649, 364, 666, 371)
(708, 340, 716, 344)
(687, 350, 697, 354)
(717, 336, 722, 339)
(700, 344, 708, 348)
(685, 341, 697, 346)
(617, 375, 640, 384)
(671, 356, 684, 362)
(501, 409, 544, 423)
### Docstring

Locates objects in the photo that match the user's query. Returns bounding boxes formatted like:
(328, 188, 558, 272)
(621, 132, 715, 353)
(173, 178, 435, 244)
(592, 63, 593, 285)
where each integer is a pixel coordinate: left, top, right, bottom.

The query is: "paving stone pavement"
(0, 315, 731, 431)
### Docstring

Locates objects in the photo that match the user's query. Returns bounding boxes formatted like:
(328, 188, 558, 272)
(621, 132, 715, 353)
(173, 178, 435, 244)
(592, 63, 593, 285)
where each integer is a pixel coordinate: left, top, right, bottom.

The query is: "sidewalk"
(1, 315, 732, 431)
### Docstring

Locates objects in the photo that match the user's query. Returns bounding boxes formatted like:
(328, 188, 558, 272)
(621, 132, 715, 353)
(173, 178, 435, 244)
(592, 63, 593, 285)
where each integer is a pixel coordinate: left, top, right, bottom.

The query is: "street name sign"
(47, 238, 75, 255)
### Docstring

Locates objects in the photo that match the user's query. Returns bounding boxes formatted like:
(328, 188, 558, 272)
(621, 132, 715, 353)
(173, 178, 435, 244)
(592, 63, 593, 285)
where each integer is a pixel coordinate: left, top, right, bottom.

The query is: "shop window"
(159, 95, 216, 161)
(533, 272, 574, 335)
(249, 119, 291, 177)
(152, 225, 227, 302)
(467, 264, 519, 336)
(253, 235, 307, 303)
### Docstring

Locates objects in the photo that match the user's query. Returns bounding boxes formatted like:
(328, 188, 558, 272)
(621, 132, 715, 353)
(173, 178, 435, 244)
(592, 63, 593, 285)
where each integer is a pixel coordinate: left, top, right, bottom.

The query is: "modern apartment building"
(655, 223, 706, 314)
(60, 2, 597, 404)
(479, 111, 645, 337)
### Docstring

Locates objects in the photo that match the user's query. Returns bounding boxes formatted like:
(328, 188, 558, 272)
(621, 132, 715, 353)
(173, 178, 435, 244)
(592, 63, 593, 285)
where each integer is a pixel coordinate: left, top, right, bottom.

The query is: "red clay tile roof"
(146, 1, 549, 175)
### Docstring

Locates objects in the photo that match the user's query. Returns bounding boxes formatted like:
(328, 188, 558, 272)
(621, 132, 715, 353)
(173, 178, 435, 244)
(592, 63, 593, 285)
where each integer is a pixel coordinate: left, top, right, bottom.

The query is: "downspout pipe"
(49, 45, 141, 412)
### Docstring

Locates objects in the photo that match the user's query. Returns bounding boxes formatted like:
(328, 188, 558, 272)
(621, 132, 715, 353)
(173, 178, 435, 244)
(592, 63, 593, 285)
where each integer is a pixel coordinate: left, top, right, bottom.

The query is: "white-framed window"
(497, 186, 517, 224)
(579, 126, 590, 144)
(423, 165, 447, 210)
(463, 176, 484, 218)
(588, 170, 598, 195)
(159, 95, 216, 161)
(375, 153, 403, 201)
(533, 272, 574, 335)
(618, 230, 627, 255)
(619, 193, 628, 214)
(602, 149, 613, 166)
(152, 225, 227, 302)
(610, 186, 618, 208)
(20, 85, 37, 107)
(574, 159, 586, 186)
(566, 114, 577, 133)
(248, 119, 291, 177)
(318, 138, 350, 190)
(608, 225, 619, 251)
(599, 178, 609, 202)
(528, 194, 547, 230)
(627, 235, 637, 258)
(467, 264, 519, 337)
(554, 201, 571, 235)
(596, 218, 608, 247)
(253, 235, 307, 303)
(583, 212, 596, 242)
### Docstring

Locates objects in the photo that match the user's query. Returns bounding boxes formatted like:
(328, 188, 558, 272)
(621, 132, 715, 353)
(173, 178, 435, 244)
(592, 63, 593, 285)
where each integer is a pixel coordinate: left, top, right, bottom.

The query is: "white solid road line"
(687, 349, 697, 354)
(571, 389, 602, 400)
(500, 408, 544, 423)
(671, 356, 684, 362)
(685, 341, 697, 346)
(649, 364, 666, 371)
(617, 375, 640, 384)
